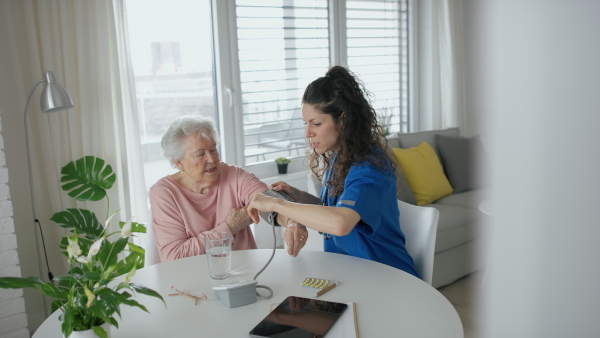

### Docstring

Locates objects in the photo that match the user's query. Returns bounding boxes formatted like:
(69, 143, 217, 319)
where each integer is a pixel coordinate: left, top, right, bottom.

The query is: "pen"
(313, 281, 341, 298)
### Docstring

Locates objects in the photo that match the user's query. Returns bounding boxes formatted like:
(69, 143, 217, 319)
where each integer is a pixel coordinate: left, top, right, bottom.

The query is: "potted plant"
(0, 156, 164, 338)
(274, 157, 291, 174)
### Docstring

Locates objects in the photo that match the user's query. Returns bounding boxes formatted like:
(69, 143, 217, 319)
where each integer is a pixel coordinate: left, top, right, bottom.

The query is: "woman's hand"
(283, 222, 308, 257)
(269, 181, 294, 194)
(247, 193, 280, 224)
(270, 181, 321, 204)
(225, 206, 253, 235)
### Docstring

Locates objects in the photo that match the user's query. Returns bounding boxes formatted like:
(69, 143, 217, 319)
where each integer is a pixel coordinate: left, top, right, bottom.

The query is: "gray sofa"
(308, 127, 489, 288)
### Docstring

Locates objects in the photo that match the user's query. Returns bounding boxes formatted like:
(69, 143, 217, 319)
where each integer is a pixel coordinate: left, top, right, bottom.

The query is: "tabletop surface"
(34, 249, 463, 337)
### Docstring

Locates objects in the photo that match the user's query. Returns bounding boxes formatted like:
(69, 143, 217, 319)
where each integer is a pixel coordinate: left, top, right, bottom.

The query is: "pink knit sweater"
(149, 162, 267, 262)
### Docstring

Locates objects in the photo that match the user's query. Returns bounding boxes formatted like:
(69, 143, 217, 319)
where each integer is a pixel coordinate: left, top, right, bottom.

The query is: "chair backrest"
(144, 208, 161, 267)
(307, 171, 322, 197)
(397, 199, 439, 285)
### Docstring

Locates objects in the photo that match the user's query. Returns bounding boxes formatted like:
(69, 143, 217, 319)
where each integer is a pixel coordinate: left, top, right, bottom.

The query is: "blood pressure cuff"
(258, 189, 295, 226)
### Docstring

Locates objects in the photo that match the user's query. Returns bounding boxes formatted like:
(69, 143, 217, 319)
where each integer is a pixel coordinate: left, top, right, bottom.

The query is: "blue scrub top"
(320, 154, 419, 278)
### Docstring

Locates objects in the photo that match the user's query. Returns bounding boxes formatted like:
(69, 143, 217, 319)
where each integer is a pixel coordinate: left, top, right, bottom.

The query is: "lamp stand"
(23, 79, 51, 318)
(21, 71, 73, 319)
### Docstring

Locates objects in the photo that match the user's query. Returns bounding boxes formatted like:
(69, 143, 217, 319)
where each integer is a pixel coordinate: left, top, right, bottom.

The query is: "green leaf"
(60, 156, 115, 202)
(0, 276, 45, 289)
(122, 243, 144, 270)
(108, 317, 118, 327)
(127, 242, 144, 255)
(62, 308, 76, 337)
(80, 271, 102, 283)
(121, 298, 149, 312)
(98, 237, 128, 269)
(93, 325, 108, 338)
(51, 209, 104, 238)
(51, 299, 65, 313)
(88, 302, 114, 323)
(38, 282, 66, 299)
(130, 221, 146, 234)
(95, 288, 123, 317)
(129, 283, 165, 304)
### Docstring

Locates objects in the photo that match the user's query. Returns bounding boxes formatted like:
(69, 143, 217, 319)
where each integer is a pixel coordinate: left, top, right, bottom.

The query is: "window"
(125, 0, 410, 189)
(236, 1, 330, 166)
(237, 0, 410, 167)
(346, 0, 409, 135)
(126, 0, 217, 192)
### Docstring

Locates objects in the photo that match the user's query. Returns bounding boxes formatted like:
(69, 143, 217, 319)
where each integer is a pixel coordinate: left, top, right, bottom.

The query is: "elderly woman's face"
(176, 133, 220, 187)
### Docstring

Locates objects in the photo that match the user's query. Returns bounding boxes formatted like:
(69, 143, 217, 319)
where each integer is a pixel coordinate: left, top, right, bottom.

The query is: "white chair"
(397, 199, 439, 285)
(144, 209, 161, 266)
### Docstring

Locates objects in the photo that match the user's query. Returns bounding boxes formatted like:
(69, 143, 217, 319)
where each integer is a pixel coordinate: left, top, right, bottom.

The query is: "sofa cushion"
(392, 142, 453, 205)
(396, 127, 460, 158)
(435, 134, 486, 193)
(434, 189, 490, 210)
(384, 136, 417, 205)
(425, 203, 485, 252)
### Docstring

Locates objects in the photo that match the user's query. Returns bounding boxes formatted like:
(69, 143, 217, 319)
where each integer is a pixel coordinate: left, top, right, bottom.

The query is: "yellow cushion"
(392, 142, 453, 205)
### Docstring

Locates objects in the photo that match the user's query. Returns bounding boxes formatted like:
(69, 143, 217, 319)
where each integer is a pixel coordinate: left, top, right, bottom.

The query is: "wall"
(462, 0, 494, 141)
(465, 0, 600, 336)
(0, 115, 30, 338)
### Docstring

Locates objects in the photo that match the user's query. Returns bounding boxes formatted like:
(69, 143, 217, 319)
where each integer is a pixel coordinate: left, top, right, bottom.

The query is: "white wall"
(462, 0, 494, 141)
(0, 116, 30, 338)
(464, 0, 600, 336)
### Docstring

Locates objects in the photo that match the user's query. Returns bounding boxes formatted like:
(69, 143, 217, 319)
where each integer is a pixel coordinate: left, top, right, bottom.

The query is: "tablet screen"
(249, 296, 348, 338)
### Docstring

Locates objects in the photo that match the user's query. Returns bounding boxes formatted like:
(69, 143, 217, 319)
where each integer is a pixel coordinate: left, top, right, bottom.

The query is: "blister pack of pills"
(300, 277, 332, 289)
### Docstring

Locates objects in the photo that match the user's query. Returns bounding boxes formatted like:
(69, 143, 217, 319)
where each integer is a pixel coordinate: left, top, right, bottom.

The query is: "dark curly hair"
(303, 66, 393, 196)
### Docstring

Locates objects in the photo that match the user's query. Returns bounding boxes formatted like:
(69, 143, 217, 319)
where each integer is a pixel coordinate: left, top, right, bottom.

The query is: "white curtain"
(0, 0, 146, 275)
(416, 0, 465, 132)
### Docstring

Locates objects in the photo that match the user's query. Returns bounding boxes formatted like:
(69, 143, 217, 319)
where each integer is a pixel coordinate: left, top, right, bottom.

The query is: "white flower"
(105, 210, 119, 229)
(88, 238, 104, 257)
(67, 241, 82, 259)
(75, 255, 91, 264)
(67, 236, 82, 258)
(121, 218, 133, 237)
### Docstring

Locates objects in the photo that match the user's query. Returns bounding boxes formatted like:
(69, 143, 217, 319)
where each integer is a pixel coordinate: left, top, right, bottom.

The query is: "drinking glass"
(204, 232, 232, 280)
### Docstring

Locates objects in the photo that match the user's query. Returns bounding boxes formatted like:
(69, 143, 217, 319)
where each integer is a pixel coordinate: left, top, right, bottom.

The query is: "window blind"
(346, 0, 409, 135)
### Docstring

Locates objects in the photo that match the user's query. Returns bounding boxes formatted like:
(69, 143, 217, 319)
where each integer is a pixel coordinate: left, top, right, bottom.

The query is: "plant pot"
(277, 163, 288, 174)
(66, 322, 110, 338)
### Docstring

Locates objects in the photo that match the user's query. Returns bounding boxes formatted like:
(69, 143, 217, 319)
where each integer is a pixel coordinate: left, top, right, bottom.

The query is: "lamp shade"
(40, 71, 74, 113)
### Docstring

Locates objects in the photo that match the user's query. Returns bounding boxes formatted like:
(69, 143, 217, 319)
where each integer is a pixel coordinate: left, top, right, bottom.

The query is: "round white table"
(33, 249, 463, 337)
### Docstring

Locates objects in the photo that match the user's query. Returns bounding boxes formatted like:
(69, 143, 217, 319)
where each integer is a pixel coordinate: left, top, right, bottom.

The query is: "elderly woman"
(149, 115, 307, 262)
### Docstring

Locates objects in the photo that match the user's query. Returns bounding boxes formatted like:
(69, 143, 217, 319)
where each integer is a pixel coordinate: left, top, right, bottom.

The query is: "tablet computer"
(249, 296, 348, 338)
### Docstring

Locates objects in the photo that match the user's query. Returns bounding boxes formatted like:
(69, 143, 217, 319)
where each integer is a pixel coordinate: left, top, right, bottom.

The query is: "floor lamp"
(23, 71, 74, 317)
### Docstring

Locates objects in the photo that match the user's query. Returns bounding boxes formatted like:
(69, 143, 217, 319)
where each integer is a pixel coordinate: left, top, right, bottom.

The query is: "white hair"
(161, 115, 220, 168)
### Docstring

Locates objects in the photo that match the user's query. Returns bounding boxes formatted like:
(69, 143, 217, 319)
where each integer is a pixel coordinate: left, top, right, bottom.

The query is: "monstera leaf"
(51, 208, 104, 239)
(60, 156, 116, 201)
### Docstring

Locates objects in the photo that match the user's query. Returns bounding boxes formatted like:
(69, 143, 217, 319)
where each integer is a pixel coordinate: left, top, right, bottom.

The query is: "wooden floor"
(437, 271, 484, 338)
